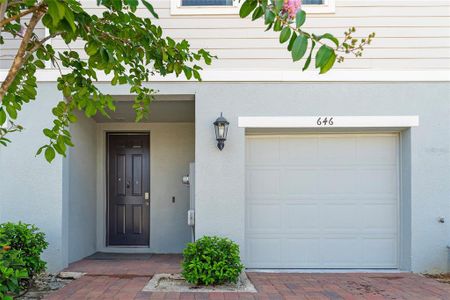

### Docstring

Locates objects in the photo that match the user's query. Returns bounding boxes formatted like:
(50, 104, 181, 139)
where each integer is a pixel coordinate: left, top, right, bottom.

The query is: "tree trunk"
(0, 9, 44, 103)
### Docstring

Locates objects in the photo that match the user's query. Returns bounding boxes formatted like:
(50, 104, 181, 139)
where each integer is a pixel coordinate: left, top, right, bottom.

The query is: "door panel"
(108, 134, 150, 246)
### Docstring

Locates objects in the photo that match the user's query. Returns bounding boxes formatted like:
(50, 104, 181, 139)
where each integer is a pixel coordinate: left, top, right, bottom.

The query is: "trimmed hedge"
(182, 236, 244, 286)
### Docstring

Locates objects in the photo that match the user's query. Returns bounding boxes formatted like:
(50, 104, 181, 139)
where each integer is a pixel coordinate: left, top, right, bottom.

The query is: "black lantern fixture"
(213, 113, 229, 151)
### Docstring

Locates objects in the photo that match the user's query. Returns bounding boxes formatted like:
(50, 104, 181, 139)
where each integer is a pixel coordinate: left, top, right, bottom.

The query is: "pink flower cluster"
(282, 0, 302, 19)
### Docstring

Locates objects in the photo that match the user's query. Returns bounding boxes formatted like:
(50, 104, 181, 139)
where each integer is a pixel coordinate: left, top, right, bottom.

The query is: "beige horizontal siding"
(1, 0, 450, 72)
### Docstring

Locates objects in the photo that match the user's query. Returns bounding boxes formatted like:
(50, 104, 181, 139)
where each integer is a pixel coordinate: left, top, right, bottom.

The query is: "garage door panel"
(357, 135, 398, 164)
(357, 169, 398, 194)
(280, 137, 318, 165)
(246, 238, 282, 267)
(283, 204, 320, 232)
(321, 238, 363, 267)
(245, 134, 399, 269)
(362, 238, 398, 267)
(316, 169, 359, 194)
(246, 137, 280, 165)
(362, 204, 398, 230)
(283, 239, 321, 267)
(317, 137, 357, 165)
(246, 168, 280, 196)
(247, 203, 281, 232)
(322, 204, 361, 230)
(281, 169, 318, 195)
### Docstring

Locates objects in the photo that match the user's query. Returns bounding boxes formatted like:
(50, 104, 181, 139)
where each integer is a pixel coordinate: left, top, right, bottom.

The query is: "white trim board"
(0, 70, 448, 82)
(170, 0, 334, 15)
(238, 116, 419, 128)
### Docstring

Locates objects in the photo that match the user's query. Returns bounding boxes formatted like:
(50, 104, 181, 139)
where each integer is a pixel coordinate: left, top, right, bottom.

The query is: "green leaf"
(43, 128, 56, 139)
(64, 8, 76, 32)
(295, 10, 306, 28)
(273, 19, 282, 32)
(239, 0, 257, 18)
(291, 34, 308, 62)
(183, 67, 192, 80)
(36, 146, 47, 155)
(141, 0, 159, 18)
(264, 10, 275, 25)
(275, 0, 284, 11)
(46, 0, 66, 26)
(319, 51, 336, 74)
(287, 31, 297, 51)
(0, 109, 6, 125)
(302, 40, 316, 71)
(5, 105, 17, 119)
(317, 33, 339, 48)
(34, 60, 46, 69)
(251, 6, 264, 21)
(315, 44, 333, 68)
(45, 146, 56, 162)
(279, 27, 291, 44)
(85, 42, 99, 56)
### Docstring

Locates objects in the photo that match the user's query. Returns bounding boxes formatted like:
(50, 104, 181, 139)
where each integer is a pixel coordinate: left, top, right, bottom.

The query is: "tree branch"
(0, 5, 42, 30)
(0, 8, 45, 103)
(23, 32, 60, 62)
(0, 0, 8, 32)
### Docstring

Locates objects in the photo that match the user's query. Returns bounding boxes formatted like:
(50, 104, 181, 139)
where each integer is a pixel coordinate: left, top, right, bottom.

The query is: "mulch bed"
(16, 273, 75, 300)
(424, 273, 450, 284)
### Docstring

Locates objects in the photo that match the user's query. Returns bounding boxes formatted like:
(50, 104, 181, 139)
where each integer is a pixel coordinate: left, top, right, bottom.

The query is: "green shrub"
(181, 236, 244, 286)
(0, 222, 48, 297)
(0, 248, 28, 300)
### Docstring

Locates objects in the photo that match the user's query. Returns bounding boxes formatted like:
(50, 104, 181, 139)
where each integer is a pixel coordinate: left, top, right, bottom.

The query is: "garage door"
(245, 134, 399, 268)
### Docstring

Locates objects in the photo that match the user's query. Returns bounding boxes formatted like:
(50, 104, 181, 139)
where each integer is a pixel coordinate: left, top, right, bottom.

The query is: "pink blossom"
(282, 0, 301, 19)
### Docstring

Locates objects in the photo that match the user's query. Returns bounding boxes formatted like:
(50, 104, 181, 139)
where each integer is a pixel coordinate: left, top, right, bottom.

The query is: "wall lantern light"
(213, 113, 229, 151)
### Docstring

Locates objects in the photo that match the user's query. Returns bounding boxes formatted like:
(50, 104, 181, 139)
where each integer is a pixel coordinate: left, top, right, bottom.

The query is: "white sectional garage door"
(245, 134, 399, 269)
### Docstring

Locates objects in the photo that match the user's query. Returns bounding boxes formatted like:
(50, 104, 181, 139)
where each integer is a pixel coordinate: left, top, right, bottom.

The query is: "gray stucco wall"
(189, 82, 450, 273)
(67, 112, 97, 263)
(1, 82, 449, 273)
(0, 85, 65, 272)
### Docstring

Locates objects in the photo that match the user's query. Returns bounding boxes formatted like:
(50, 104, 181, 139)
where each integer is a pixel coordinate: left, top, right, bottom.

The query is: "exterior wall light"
(213, 113, 229, 151)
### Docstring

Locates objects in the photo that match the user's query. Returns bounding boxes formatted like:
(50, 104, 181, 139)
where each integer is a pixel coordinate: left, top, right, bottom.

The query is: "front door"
(107, 133, 150, 246)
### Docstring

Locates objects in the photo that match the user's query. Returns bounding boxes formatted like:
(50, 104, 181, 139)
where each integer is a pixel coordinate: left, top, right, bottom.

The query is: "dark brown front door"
(107, 133, 150, 246)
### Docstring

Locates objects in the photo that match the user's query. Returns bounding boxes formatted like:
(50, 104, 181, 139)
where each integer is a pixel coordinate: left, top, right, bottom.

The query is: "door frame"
(96, 126, 152, 251)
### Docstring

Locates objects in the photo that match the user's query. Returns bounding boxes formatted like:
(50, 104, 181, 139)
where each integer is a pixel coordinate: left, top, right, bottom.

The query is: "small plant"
(0, 222, 48, 298)
(182, 236, 244, 286)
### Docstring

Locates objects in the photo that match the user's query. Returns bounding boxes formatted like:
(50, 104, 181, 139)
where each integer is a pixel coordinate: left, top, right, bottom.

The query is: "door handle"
(126, 181, 130, 189)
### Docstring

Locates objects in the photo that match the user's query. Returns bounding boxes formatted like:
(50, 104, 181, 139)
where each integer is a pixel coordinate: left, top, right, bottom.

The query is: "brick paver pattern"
(44, 254, 450, 300)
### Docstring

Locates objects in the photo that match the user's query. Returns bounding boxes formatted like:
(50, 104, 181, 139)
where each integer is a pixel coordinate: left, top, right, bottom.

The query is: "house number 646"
(316, 117, 334, 126)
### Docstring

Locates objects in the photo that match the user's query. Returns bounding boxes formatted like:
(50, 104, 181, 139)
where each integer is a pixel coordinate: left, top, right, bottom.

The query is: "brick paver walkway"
(45, 254, 450, 299)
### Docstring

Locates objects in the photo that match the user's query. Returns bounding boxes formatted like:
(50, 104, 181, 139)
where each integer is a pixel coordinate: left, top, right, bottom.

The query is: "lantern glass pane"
(218, 124, 225, 138)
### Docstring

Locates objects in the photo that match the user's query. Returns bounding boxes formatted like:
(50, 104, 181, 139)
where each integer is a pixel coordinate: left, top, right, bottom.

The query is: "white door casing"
(245, 133, 399, 268)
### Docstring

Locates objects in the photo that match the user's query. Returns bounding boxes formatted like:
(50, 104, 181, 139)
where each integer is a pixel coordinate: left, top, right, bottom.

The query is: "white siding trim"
(303, 0, 335, 14)
(238, 115, 420, 128)
(170, 0, 240, 15)
(170, 0, 335, 15)
(0, 69, 448, 82)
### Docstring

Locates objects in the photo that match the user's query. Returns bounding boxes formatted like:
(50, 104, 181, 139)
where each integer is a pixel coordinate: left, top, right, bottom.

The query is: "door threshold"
(107, 246, 150, 248)
(247, 269, 406, 273)
(98, 247, 152, 254)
